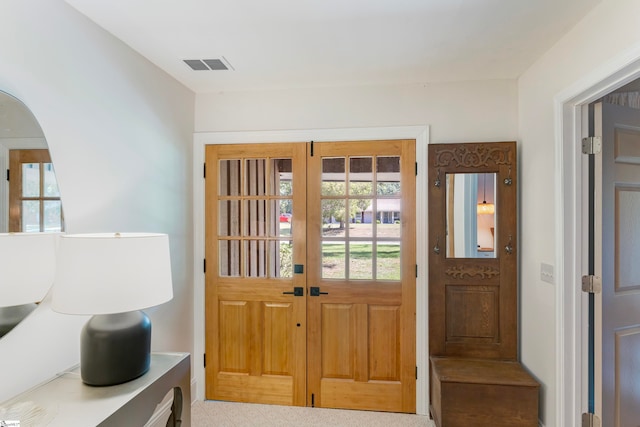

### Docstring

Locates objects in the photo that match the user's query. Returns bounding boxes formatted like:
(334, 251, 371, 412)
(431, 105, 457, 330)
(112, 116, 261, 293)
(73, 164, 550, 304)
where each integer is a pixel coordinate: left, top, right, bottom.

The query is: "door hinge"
(582, 136, 602, 155)
(415, 264, 418, 278)
(203, 259, 206, 274)
(415, 366, 418, 379)
(310, 140, 314, 157)
(203, 163, 206, 178)
(203, 353, 206, 368)
(582, 412, 600, 427)
(5, 169, 9, 181)
(415, 162, 418, 176)
(581, 275, 602, 294)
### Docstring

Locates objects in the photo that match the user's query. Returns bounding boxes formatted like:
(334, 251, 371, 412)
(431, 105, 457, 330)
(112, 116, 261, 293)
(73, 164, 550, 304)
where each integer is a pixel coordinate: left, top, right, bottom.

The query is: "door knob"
(310, 287, 328, 297)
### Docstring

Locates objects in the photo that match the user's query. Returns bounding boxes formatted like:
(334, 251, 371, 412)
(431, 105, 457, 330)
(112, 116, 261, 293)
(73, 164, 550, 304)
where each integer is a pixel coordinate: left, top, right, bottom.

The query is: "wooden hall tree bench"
(427, 142, 539, 426)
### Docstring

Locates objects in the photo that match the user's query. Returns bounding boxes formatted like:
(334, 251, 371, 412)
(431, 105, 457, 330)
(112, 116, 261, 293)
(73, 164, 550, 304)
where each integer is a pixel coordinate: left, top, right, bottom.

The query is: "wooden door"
(205, 143, 307, 405)
(306, 140, 416, 412)
(9, 149, 63, 232)
(597, 101, 640, 425)
(428, 142, 517, 360)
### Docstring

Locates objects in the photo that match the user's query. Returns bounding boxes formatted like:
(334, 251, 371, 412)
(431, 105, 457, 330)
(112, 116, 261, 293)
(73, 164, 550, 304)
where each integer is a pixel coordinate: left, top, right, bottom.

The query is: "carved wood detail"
(445, 265, 500, 279)
(434, 145, 512, 168)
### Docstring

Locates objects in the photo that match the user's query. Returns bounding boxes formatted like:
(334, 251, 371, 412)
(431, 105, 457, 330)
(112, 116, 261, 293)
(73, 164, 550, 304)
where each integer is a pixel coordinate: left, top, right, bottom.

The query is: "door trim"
(193, 125, 429, 415)
(555, 50, 640, 427)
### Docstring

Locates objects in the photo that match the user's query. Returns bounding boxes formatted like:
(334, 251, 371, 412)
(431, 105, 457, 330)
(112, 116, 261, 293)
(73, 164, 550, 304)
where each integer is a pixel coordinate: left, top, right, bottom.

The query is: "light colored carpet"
(191, 400, 435, 427)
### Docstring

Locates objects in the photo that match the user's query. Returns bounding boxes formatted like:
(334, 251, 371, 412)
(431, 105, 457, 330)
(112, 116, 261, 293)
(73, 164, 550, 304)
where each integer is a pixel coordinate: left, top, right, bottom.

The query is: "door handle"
(310, 287, 328, 297)
(283, 287, 304, 296)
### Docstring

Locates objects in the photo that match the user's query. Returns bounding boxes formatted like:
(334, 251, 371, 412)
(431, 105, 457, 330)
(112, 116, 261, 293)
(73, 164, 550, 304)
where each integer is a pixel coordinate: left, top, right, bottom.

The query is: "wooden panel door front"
(205, 143, 307, 406)
(306, 140, 416, 412)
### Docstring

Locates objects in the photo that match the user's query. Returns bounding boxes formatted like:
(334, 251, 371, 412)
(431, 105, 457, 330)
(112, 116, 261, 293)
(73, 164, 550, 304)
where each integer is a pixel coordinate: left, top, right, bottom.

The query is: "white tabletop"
(0, 352, 190, 427)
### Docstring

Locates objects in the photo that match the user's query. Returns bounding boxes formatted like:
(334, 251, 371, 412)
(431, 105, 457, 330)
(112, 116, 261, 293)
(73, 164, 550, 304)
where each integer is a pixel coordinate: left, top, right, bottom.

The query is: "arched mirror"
(0, 92, 64, 233)
(0, 91, 63, 337)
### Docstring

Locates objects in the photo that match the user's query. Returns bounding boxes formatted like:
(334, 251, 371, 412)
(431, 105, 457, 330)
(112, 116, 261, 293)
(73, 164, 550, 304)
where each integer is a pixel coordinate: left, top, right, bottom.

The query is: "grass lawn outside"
(322, 241, 400, 280)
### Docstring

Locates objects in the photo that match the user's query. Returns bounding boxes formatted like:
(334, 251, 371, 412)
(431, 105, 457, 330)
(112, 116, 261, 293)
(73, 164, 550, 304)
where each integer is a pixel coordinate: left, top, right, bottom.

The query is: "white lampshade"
(51, 233, 173, 315)
(0, 232, 60, 307)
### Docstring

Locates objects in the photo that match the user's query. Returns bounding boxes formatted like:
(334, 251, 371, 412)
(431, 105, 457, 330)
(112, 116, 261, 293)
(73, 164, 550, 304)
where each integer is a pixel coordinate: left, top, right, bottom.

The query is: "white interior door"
(597, 101, 640, 426)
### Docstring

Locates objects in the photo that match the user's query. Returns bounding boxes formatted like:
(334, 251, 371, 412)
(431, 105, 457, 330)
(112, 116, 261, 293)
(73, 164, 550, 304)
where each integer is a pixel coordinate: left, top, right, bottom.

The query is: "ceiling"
(64, 0, 601, 94)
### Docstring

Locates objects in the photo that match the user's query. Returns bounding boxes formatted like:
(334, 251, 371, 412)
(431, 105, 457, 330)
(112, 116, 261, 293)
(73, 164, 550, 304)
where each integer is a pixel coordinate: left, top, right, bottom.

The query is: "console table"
(0, 352, 190, 427)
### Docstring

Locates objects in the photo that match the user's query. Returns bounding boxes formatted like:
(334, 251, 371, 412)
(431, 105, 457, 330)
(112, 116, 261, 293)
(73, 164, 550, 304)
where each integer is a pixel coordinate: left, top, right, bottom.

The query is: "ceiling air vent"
(183, 58, 231, 71)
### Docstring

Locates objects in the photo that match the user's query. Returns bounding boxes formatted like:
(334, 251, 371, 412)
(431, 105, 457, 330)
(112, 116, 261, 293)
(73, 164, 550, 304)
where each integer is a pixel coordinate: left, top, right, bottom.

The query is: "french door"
(205, 140, 415, 412)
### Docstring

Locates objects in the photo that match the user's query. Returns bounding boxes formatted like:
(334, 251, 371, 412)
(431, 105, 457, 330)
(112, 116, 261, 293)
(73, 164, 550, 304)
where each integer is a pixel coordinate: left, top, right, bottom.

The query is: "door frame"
(193, 125, 429, 415)
(556, 51, 640, 426)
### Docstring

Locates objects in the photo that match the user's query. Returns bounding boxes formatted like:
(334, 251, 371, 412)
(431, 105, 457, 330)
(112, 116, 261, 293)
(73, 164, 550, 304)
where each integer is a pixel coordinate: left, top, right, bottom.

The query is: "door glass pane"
(377, 156, 401, 195)
(322, 241, 345, 279)
(349, 157, 373, 195)
(270, 158, 293, 196)
(219, 240, 240, 277)
(349, 241, 373, 280)
(271, 240, 293, 278)
(377, 242, 401, 280)
(219, 200, 241, 236)
(377, 198, 401, 237)
(219, 159, 241, 196)
(44, 200, 62, 232)
(244, 199, 267, 237)
(245, 240, 267, 277)
(22, 200, 40, 232)
(349, 199, 372, 236)
(43, 163, 60, 197)
(321, 157, 346, 196)
(22, 163, 40, 197)
(322, 200, 346, 238)
(245, 159, 266, 196)
(270, 199, 292, 237)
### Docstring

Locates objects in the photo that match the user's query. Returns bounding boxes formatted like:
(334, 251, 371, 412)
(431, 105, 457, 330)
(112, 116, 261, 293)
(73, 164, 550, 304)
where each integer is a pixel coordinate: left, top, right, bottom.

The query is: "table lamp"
(51, 232, 173, 386)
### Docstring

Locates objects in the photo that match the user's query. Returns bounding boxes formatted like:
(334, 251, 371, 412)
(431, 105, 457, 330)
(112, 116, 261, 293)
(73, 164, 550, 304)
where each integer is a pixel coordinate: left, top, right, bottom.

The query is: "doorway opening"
(203, 140, 416, 412)
(557, 58, 640, 427)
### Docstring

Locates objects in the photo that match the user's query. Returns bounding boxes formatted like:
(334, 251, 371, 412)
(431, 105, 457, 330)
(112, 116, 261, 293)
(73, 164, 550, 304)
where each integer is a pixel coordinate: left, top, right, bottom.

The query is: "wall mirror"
(0, 90, 63, 337)
(445, 172, 496, 258)
(0, 91, 63, 233)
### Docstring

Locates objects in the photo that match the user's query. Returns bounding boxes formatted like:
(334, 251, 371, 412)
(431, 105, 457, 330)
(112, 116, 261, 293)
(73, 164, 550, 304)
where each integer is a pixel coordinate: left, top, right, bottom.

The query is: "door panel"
(205, 143, 307, 406)
(598, 102, 640, 425)
(307, 140, 416, 413)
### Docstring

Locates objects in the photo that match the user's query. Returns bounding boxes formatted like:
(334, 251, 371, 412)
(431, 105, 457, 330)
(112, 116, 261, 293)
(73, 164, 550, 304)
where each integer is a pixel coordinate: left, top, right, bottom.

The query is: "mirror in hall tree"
(445, 172, 496, 258)
(0, 90, 63, 337)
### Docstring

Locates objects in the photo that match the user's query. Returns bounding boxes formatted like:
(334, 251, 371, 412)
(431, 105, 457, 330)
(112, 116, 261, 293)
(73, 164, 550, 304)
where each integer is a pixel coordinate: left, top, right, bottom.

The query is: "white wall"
(194, 79, 518, 408)
(0, 0, 194, 402)
(519, 0, 640, 425)
(195, 80, 518, 142)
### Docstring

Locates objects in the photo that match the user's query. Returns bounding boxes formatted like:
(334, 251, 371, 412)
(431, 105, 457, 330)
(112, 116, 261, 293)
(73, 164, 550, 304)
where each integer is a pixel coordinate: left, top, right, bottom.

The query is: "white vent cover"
(183, 58, 232, 71)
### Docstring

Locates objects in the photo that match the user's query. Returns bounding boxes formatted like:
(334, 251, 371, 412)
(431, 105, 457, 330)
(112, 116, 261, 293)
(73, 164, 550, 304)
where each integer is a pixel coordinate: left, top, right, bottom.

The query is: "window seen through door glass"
(218, 155, 295, 279)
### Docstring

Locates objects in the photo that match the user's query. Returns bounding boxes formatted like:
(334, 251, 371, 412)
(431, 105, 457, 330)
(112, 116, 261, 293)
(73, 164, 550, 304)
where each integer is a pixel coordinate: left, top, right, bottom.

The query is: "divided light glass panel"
(22, 163, 40, 197)
(320, 155, 401, 281)
(218, 156, 295, 279)
(43, 163, 60, 197)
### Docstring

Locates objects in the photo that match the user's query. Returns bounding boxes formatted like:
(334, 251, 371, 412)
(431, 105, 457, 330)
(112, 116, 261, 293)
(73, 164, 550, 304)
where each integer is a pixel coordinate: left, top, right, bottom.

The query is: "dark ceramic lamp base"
(80, 311, 151, 386)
